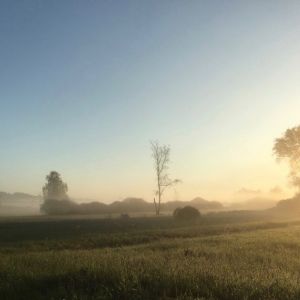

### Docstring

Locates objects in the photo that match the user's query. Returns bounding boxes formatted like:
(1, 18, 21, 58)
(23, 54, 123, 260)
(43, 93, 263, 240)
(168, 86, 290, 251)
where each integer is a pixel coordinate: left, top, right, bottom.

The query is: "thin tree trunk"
(156, 167, 161, 216)
(153, 198, 158, 215)
(157, 186, 161, 216)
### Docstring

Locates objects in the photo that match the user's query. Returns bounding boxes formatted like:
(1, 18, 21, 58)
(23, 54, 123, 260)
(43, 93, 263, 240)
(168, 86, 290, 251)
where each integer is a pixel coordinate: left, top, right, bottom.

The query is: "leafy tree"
(151, 141, 180, 215)
(274, 125, 300, 192)
(42, 171, 68, 201)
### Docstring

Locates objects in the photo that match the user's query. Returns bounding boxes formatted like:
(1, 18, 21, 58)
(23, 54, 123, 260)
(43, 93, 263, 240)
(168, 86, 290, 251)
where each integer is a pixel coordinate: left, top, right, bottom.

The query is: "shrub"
(173, 206, 201, 221)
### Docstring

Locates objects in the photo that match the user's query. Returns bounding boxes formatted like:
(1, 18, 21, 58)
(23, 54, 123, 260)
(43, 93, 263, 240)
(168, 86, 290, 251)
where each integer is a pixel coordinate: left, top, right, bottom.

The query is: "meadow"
(1, 212, 300, 299)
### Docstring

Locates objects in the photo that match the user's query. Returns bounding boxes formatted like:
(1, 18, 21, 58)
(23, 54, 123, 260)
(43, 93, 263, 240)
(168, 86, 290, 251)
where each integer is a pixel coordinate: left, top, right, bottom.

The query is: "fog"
(0, 190, 290, 217)
(0, 192, 41, 216)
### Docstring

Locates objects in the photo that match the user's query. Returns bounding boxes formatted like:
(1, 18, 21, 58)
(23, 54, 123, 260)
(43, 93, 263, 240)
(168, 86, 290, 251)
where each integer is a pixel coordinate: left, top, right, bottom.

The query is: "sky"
(0, 1, 300, 203)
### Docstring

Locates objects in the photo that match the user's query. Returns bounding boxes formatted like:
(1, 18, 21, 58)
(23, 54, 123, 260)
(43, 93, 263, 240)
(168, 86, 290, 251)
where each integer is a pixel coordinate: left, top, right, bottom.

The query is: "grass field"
(1, 213, 300, 299)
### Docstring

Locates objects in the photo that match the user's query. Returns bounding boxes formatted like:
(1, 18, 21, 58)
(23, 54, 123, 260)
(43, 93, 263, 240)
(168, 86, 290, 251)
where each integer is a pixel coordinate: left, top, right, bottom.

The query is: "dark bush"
(173, 206, 201, 221)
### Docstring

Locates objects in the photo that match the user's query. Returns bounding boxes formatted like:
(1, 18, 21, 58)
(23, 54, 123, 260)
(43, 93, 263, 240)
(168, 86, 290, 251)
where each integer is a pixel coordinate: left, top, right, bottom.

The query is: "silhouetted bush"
(173, 206, 201, 221)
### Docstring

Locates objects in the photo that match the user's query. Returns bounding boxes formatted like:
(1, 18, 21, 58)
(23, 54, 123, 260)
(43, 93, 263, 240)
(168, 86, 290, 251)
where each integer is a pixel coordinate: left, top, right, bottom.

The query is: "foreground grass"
(1, 216, 300, 299)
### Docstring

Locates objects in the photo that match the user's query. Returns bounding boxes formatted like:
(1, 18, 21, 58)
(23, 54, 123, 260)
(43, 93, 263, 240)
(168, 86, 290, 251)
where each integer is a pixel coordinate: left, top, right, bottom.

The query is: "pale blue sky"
(1, 1, 300, 202)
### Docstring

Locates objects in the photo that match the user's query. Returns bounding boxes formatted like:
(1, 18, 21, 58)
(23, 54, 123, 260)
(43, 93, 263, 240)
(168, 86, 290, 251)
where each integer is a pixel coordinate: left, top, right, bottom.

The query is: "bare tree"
(151, 141, 180, 215)
(274, 125, 300, 193)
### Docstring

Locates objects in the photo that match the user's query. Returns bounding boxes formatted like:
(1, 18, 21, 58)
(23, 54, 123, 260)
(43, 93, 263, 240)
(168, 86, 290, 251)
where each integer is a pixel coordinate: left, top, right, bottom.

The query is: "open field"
(1, 213, 300, 299)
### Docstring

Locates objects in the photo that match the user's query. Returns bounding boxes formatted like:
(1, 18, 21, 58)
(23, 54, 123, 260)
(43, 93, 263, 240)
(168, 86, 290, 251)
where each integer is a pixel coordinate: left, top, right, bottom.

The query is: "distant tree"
(42, 171, 68, 201)
(274, 125, 300, 193)
(151, 141, 180, 216)
(173, 206, 201, 221)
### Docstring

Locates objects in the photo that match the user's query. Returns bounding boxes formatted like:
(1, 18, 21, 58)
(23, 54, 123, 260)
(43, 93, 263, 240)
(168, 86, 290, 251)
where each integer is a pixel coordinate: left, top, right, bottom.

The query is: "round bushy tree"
(43, 171, 68, 201)
(41, 171, 69, 214)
